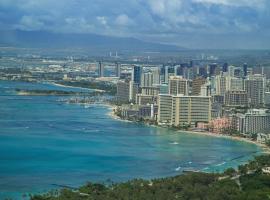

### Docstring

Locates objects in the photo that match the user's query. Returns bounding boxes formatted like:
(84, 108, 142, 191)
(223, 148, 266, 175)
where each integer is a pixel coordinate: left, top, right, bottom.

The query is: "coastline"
(47, 82, 105, 92)
(106, 104, 133, 123)
(107, 107, 270, 154)
(179, 130, 270, 154)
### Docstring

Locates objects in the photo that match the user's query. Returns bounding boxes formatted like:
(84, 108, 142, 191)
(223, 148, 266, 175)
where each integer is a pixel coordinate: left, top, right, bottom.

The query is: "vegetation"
(221, 127, 243, 137)
(266, 140, 270, 148)
(15, 89, 91, 96)
(172, 124, 191, 131)
(30, 155, 270, 200)
(57, 81, 117, 95)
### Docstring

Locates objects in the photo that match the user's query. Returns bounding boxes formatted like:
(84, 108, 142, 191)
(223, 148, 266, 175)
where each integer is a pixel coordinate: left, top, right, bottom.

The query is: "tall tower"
(169, 76, 189, 95)
(115, 62, 121, 78)
(98, 61, 104, 77)
(245, 74, 266, 107)
(243, 63, 248, 77)
(223, 63, 228, 73)
(133, 66, 142, 85)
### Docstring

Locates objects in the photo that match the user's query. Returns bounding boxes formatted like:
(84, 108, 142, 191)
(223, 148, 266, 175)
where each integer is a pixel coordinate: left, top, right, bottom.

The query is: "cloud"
(115, 14, 134, 26)
(96, 16, 107, 26)
(16, 15, 45, 30)
(0, 0, 269, 48)
(193, 0, 266, 9)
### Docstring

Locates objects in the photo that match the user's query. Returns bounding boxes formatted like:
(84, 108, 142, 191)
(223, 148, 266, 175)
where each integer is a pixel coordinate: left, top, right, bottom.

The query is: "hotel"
(158, 94, 211, 126)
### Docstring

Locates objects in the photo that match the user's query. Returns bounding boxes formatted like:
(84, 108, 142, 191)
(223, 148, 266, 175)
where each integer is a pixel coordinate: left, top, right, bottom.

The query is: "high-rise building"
(152, 68, 160, 85)
(192, 77, 207, 96)
(160, 65, 166, 83)
(98, 61, 104, 77)
(157, 94, 173, 124)
(245, 74, 266, 106)
(115, 62, 121, 78)
(116, 80, 138, 103)
(174, 65, 180, 76)
(171, 95, 211, 126)
(136, 94, 157, 105)
(200, 82, 211, 96)
(141, 72, 154, 87)
(209, 63, 218, 76)
(226, 77, 244, 91)
(116, 80, 130, 102)
(213, 74, 243, 95)
(225, 90, 248, 107)
(265, 92, 270, 105)
(228, 65, 235, 77)
(223, 63, 228, 72)
(214, 74, 227, 96)
(133, 66, 142, 85)
(158, 94, 211, 126)
(158, 84, 169, 94)
(169, 76, 189, 95)
(162, 66, 169, 83)
(243, 63, 248, 77)
(198, 66, 207, 78)
(129, 81, 139, 102)
(237, 109, 270, 134)
(141, 86, 160, 96)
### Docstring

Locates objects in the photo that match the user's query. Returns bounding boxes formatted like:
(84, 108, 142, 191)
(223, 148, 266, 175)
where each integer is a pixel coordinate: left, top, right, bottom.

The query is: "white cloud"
(193, 0, 267, 9)
(96, 16, 107, 26)
(17, 15, 44, 30)
(0, 0, 270, 48)
(115, 14, 134, 26)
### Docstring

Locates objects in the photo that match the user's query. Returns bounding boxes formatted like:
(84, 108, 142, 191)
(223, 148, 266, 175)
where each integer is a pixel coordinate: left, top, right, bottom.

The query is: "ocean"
(0, 80, 261, 199)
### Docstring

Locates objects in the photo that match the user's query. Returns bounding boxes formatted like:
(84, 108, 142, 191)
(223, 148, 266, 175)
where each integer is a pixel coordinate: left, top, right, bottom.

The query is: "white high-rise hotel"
(158, 94, 211, 126)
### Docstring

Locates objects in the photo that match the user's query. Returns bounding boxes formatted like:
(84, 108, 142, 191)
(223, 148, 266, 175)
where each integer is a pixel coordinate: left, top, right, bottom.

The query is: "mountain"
(0, 30, 185, 52)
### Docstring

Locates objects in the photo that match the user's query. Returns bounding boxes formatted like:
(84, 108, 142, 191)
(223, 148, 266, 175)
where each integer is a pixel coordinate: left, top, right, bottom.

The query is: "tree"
(224, 168, 237, 177)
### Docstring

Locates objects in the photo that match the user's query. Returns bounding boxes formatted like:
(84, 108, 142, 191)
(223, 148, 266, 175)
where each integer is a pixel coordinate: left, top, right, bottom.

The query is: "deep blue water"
(0, 81, 261, 199)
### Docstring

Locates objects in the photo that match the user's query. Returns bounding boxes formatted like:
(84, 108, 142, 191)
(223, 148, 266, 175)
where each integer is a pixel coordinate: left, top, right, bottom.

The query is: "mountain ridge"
(0, 30, 185, 52)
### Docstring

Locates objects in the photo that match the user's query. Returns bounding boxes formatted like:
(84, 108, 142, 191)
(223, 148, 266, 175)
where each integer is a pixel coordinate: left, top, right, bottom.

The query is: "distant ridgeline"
(31, 155, 270, 200)
(0, 30, 184, 53)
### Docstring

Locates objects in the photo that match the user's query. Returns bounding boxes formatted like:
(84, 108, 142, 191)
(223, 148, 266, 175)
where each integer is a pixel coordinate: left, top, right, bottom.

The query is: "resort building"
(214, 74, 227, 96)
(224, 90, 248, 107)
(237, 109, 270, 134)
(157, 94, 173, 124)
(136, 94, 157, 105)
(116, 80, 130, 102)
(116, 80, 139, 103)
(265, 92, 270, 105)
(208, 117, 231, 133)
(158, 94, 211, 126)
(141, 72, 154, 87)
(245, 74, 266, 107)
(168, 76, 189, 95)
(226, 77, 244, 91)
(192, 77, 207, 96)
(140, 86, 160, 96)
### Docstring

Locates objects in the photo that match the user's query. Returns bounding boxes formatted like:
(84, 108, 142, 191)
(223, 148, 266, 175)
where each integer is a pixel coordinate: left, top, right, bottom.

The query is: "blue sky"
(0, 0, 269, 49)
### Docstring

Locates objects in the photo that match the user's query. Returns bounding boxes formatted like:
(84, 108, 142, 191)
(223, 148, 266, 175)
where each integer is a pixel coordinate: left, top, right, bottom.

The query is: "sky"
(0, 0, 269, 49)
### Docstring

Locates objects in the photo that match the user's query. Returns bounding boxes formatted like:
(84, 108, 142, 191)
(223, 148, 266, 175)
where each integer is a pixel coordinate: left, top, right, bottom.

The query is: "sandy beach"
(105, 105, 133, 123)
(179, 130, 270, 153)
(49, 82, 105, 92)
(107, 108, 270, 154)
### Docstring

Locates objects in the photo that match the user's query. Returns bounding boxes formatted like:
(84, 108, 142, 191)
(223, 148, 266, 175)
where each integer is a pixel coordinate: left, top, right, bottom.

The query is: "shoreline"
(46, 82, 105, 92)
(107, 107, 270, 154)
(179, 130, 270, 153)
(106, 104, 134, 123)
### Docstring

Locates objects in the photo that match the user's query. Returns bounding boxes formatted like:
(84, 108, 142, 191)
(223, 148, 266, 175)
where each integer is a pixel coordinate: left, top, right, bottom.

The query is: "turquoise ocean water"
(0, 81, 261, 199)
